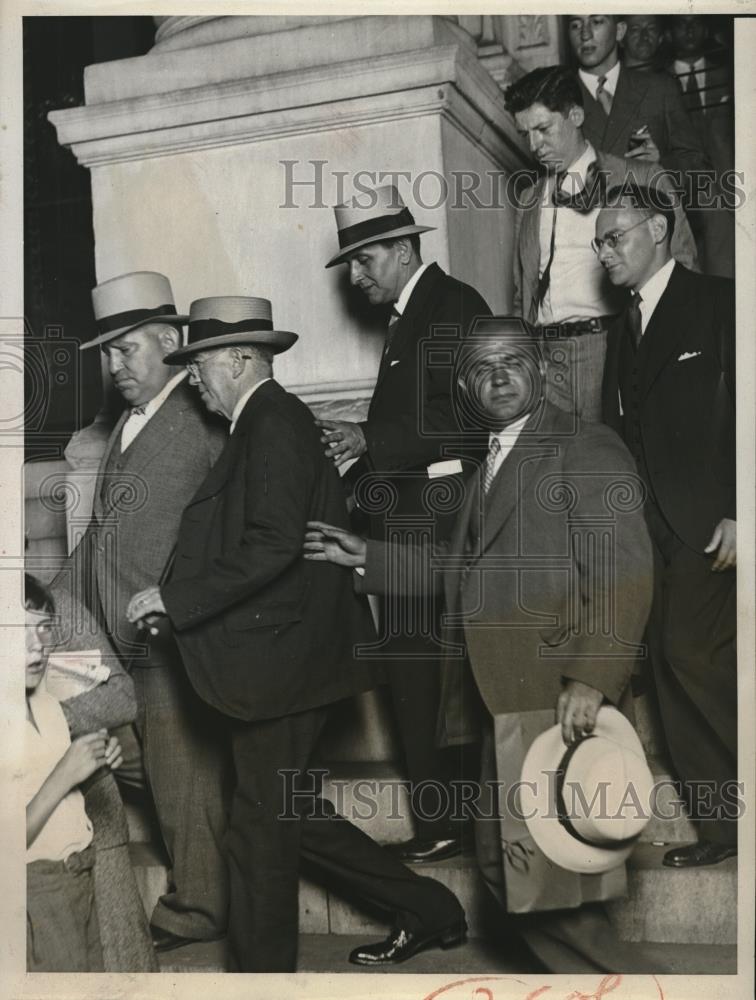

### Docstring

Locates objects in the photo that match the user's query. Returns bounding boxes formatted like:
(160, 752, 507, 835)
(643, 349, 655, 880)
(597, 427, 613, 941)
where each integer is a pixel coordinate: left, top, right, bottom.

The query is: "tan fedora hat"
(325, 183, 435, 268)
(164, 296, 298, 364)
(82, 271, 189, 350)
(520, 707, 654, 875)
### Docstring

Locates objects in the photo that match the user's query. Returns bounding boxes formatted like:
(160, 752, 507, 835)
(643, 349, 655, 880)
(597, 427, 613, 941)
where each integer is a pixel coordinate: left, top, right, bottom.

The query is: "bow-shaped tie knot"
(552, 161, 602, 213)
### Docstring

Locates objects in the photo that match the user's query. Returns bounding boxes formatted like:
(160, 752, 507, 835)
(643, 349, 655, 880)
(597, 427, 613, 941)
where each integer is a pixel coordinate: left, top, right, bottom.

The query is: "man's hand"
(315, 419, 367, 468)
(625, 134, 661, 164)
(304, 521, 367, 568)
(704, 517, 736, 571)
(126, 586, 166, 624)
(556, 680, 604, 746)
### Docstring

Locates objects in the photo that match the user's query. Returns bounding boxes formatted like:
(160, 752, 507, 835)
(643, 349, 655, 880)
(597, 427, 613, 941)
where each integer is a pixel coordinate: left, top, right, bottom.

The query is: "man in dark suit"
(567, 14, 708, 180)
(128, 296, 466, 972)
(504, 66, 697, 422)
(319, 184, 491, 864)
(666, 13, 735, 278)
(305, 317, 667, 972)
(53, 271, 230, 953)
(597, 184, 737, 868)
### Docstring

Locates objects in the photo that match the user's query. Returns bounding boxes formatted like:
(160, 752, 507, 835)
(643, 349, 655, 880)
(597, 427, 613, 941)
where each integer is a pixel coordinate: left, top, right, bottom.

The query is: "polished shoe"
(390, 836, 465, 864)
(149, 925, 208, 953)
(662, 841, 737, 868)
(348, 920, 467, 966)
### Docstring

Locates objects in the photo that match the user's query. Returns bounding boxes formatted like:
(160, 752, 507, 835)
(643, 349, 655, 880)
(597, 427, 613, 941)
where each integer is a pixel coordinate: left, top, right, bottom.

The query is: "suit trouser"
(226, 703, 465, 972)
(644, 501, 738, 846)
(474, 725, 668, 974)
(131, 661, 231, 939)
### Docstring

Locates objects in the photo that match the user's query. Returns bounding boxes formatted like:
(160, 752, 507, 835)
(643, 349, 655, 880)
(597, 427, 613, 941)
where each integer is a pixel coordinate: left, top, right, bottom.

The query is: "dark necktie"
(683, 63, 703, 114)
(626, 291, 643, 349)
(383, 306, 400, 357)
(536, 172, 566, 311)
(552, 161, 601, 214)
(595, 74, 613, 115)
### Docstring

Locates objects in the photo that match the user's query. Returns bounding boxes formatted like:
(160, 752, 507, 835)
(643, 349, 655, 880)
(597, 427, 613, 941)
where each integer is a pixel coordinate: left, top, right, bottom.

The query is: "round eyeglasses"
(591, 217, 650, 254)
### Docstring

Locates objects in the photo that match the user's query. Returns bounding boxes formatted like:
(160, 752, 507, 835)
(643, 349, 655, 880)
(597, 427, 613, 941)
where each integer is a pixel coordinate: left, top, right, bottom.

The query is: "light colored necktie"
(595, 74, 613, 115)
(120, 404, 148, 451)
(482, 437, 502, 495)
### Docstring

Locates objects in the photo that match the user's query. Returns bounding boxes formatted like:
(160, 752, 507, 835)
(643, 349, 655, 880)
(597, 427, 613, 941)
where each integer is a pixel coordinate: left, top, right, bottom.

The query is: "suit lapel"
(443, 466, 481, 614)
(93, 411, 128, 523)
(580, 78, 610, 149)
(638, 264, 689, 397)
(603, 65, 646, 155)
(374, 263, 444, 389)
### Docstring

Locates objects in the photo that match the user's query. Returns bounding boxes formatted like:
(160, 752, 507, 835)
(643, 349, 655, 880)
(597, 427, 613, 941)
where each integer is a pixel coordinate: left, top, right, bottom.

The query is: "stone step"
(156, 932, 737, 975)
(124, 756, 697, 847)
(130, 838, 737, 946)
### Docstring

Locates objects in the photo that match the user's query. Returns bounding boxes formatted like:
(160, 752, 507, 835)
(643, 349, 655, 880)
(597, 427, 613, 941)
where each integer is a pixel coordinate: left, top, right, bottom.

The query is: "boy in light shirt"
(24, 574, 122, 972)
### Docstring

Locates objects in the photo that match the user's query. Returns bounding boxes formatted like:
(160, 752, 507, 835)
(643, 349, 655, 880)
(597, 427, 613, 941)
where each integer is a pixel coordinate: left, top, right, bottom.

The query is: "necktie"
(683, 63, 703, 114)
(383, 306, 400, 358)
(595, 75, 613, 115)
(553, 161, 601, 214)
(626, 291, 643, 349)
(482, 437, 502, 495)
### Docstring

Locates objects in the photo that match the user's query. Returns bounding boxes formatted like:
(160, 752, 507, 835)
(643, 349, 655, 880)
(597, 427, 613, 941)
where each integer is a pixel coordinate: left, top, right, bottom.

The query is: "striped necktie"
(384, 306, 400, 357)
(482, 437, 501, 495)
(595, 74, 613, 115)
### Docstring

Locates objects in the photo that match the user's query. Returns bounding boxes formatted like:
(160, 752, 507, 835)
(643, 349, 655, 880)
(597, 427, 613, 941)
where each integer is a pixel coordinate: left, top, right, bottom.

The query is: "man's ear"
(568, 104, 585, 131)
(649, 213, 669, 245)
(157, 325, 181, 355)
(394, 236, 412, 264)
(615, 18, 627, 44)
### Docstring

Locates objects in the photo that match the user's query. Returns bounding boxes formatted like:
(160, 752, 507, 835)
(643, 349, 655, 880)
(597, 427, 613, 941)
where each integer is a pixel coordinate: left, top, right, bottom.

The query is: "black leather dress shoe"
(662, 841, 737, 868)
(150, 926, 206, 953)
(348, 920, 467, 966)
(390, 836, 465, 864)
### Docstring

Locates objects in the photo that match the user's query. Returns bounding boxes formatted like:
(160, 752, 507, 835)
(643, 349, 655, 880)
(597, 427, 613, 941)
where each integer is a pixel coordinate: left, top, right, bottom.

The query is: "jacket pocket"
(223, 602, 302, 645)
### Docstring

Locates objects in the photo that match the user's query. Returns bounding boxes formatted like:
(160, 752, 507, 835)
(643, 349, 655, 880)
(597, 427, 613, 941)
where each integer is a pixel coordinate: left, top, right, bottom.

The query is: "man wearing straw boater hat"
(127, 296, 467, 972)
(305, 316, 670, 972)
(51, 271, 230, 953)
(321, 183, 492, 866)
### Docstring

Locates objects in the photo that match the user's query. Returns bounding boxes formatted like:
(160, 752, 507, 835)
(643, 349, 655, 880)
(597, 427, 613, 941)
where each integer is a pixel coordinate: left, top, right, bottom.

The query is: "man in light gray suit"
(53, 271, 229, 953)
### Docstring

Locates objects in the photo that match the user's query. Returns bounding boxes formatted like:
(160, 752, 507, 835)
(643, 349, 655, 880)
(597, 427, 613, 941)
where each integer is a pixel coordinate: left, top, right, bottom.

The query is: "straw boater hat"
(164, 296, 298, 364)
(81, 271, 189, 350)
(520, 707, 654, 875)
(325, 184, 435, 268)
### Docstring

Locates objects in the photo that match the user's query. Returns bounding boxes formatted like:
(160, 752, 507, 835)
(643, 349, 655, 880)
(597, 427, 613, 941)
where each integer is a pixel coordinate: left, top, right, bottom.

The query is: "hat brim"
(520, 707, 649, 875)
(325, 225, 435, 268)
(79, 314, 190, 351)
(164, 329, 298, 364)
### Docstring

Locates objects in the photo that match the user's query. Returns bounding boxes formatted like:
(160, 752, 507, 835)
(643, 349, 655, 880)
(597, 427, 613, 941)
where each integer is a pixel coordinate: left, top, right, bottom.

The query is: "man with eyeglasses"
(597, 184, 737, 870)
(55, 271, 231, 954)
(504, 66, 696, 422)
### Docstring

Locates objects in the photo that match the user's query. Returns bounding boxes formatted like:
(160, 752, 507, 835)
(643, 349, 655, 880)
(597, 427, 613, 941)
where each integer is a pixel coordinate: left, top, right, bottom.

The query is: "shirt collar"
(489, 411, 532, 448)
(139, 369, 187, 417)
(394, 262, 430, 316)
(229, 377, 272, 434)
(674, 56, 706, 74)
(636, 257, 676, 316)
(560, 141, 597, 195)
(579, 60, 621, 98)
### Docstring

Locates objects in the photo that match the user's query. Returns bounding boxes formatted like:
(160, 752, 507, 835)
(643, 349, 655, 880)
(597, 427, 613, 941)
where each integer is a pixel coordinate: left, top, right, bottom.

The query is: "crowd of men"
(24, 13, 736, 977)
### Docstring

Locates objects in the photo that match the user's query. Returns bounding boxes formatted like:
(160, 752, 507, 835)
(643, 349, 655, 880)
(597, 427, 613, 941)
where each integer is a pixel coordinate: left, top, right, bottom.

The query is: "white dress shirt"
(394, 262, 430, 316)
(120, 370, 187, 451)
(579, 60, 621, 101)
(25, 688, 94, 864)
(674, 56, 707, 96)
(537, 142, 621, 324)
(635, 258, 676, 335)
(229, 377, 272, 434)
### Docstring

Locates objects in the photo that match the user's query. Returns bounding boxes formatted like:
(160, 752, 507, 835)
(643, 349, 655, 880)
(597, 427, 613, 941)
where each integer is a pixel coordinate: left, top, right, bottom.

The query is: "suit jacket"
(666, 57, 733, 174)
(513, 150, 698, 324)
(363, 401, 652, 742)
(162, 379, 377, 722)
(602, 263, 735, 553)
(60, 379, 226, 665)
(580, 65, 709, 177)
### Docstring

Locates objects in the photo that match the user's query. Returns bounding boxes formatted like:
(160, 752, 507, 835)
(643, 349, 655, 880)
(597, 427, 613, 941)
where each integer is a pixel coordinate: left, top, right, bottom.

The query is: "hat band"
(188, 317, 274, 341)
(337, 206, 416, 250)
(97, 303, 177, 335)
(555, 735, 637, 850)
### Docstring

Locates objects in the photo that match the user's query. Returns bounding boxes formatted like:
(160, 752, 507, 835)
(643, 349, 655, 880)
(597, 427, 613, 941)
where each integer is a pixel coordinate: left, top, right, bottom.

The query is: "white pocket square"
(677, 350, 702, 361)
(427, 459, 463, 478)
(390, 359, 400, 367)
